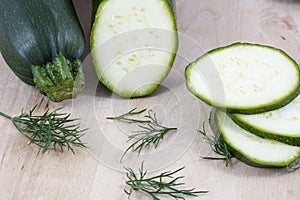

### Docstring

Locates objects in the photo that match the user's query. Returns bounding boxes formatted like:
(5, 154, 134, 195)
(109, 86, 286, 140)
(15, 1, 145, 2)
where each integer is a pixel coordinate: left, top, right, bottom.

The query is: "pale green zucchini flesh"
(91, 0, 178, 98)
(185, 43, 300, 114)
(215, 111, 300, 167)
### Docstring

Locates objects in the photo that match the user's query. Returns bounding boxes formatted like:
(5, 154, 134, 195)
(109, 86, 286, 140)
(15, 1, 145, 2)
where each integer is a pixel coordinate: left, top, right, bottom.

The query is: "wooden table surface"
(1, 0, 300, 199)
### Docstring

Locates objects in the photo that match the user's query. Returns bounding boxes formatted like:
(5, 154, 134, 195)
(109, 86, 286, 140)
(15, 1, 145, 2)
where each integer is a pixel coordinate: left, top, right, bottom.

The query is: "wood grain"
(1, 0, 300, 199)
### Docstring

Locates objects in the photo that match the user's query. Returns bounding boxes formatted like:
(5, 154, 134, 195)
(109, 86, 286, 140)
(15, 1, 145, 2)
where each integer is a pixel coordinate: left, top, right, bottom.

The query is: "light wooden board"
(1, 0, 300, 199)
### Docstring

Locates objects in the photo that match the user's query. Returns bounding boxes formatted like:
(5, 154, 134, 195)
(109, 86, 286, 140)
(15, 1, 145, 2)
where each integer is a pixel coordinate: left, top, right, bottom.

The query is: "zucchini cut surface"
(215, 111, 300, 167)
(185, 43, 300, 114)
(230, 95, 300, 146)
(91, 0, 178, 98)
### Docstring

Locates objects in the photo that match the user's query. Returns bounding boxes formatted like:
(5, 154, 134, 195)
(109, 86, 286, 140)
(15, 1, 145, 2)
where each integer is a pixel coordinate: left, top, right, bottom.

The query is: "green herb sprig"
(107, 108, 177, 161)
(287, 158, 300, 171)
(0, 105, 87, 154)
(124, 162, 208, 200)
(198, 122, 232, 166)
(107, 108, 151, 124)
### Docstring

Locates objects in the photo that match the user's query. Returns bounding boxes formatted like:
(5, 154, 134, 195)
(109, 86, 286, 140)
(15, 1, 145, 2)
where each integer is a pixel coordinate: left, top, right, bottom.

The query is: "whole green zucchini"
(0, 0, 85, 102)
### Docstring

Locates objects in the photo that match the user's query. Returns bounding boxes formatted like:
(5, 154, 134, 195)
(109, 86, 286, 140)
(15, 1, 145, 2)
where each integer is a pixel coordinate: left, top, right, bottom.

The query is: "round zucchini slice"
(185, 43, 300, 114)
(229, 95, 300, 146)
(215, 111, 300, 167)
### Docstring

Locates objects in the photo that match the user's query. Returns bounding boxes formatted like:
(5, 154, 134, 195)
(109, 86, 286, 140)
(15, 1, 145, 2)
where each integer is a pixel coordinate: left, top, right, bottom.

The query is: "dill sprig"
(0, 105, 87, 154)
(122, 109, 177, 160)
(124, 162, 208, 200)
(107, 108, 151, 124)
(287, 158, 300, 171)
(198, 122, 232, 166)
(107, 108, 177, 161)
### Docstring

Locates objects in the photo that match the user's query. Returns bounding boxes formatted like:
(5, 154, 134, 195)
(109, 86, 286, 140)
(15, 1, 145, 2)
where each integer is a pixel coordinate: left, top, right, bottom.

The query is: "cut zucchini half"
(185, 43, 300, 114)
(229, 95, 300, 146)
(91, 0, 178, 98)
(214, 111, 300, 167)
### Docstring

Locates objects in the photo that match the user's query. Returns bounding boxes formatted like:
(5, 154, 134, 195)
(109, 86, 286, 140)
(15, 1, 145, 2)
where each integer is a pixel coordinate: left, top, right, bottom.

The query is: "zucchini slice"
(91, 0, 178, 98)
(229, 95, 300, 146)
(214, 111, 300, 167)
(185, 43, 300, 114)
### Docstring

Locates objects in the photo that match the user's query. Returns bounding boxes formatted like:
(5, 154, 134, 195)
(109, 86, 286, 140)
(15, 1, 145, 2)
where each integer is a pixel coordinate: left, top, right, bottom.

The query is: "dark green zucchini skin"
(0, 0, 85, 102)
(92, 0, 102, 20)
